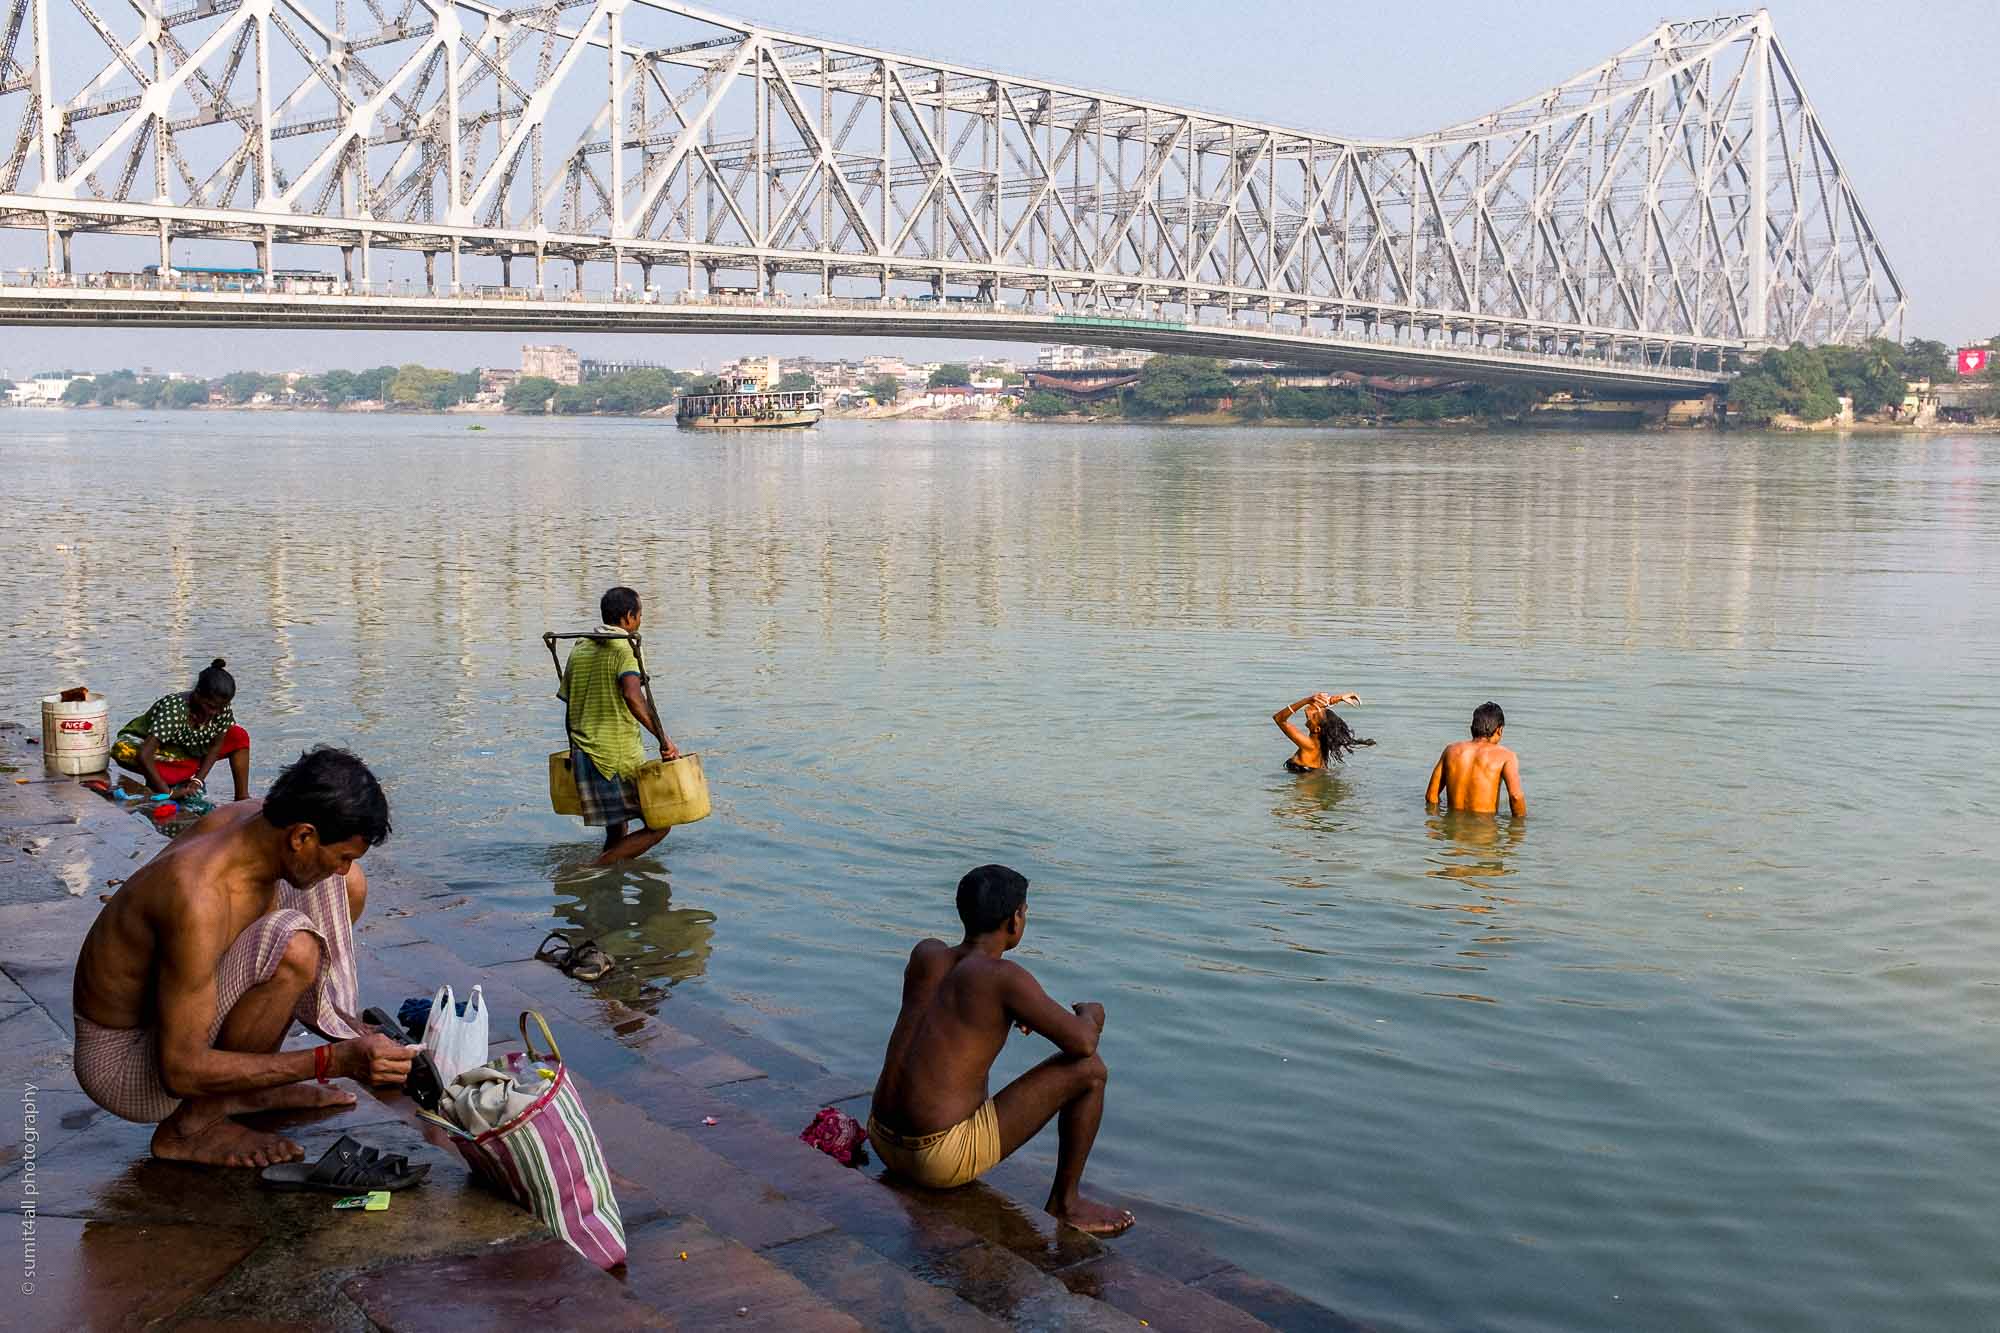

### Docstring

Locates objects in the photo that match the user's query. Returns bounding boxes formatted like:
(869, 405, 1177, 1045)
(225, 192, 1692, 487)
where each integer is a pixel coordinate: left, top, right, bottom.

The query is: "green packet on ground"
(333, 1191, 391, 1212)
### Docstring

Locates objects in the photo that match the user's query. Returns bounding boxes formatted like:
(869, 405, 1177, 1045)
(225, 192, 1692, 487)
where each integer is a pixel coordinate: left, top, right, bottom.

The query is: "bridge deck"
(0, 285, 1727, 397)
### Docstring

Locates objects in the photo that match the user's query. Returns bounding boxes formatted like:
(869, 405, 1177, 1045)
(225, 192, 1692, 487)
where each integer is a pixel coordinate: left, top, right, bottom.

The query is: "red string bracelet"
(314, 1044, 330, 1084)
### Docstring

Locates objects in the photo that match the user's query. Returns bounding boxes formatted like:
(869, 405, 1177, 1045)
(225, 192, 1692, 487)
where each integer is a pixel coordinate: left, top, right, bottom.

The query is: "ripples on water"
(4, 415, 1998, 1331)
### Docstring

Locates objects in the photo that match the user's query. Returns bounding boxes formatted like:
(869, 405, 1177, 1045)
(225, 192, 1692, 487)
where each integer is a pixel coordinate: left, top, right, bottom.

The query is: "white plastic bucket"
(41, 691, 111, 775)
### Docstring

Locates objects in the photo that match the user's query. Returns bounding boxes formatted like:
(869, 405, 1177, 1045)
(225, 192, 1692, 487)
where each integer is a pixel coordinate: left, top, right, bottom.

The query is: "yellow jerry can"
(548, 750, 582, 816)
(636, 753, 711, 829)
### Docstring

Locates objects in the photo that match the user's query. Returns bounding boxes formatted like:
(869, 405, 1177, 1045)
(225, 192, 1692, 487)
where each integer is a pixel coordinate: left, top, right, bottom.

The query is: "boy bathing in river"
(1425, 702, 1526, 816)
(869, 864, 1135, 1236)
(72, 747, 418, 1167)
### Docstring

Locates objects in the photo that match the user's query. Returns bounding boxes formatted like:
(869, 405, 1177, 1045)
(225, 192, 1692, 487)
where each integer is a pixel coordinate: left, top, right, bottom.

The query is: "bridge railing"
(0, 268, 1726, 381)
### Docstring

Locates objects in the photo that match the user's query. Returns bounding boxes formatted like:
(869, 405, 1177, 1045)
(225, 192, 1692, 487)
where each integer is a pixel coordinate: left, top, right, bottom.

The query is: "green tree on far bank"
(166, 379, 210, 408)
(506, 376, 559, 414)
(865, 375, 901, 404)
(315, 369, 361, 407)
(216, 370, 280, 403)
(543, 368, 683, 414)
(1127, 355, 1232, 416)
(61, 376, 97, 404)
(776, 370, 818, 393)
(1898, 339, 1953, 382)
(1727, 342, 1885, 424)
(1821, 339, 1906, 414)
(388, 364, 478, 410)
(1020, 389, 1072, 416)
(351, 366, 399, 403)
(927, 363, 970, 389)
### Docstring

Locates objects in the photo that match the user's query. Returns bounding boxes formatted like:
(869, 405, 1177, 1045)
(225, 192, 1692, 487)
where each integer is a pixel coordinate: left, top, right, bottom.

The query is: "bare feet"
(1047, 1195, 1136, 1237)
(222, 1083, 357, 1116)
(151, 1110, 304, 1168)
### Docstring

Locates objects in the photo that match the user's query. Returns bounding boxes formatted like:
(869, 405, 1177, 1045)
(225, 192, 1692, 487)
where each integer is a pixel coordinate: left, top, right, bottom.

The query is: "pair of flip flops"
(535, 931, 616, 982)
(258, 1134, 430, 1194)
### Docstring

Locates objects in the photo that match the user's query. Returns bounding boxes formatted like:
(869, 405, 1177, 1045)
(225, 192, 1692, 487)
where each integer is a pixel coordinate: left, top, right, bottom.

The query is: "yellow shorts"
(868, 1099, 1001, 1189)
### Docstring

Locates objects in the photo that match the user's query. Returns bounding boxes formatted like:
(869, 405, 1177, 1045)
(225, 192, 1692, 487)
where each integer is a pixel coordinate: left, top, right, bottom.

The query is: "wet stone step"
(580, 1075, 1153, 1331)
(344, 1234, 667, 1331)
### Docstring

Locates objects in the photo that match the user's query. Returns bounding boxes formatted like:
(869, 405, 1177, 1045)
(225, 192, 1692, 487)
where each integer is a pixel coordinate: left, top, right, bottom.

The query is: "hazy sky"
(3, 0, 1992, 376)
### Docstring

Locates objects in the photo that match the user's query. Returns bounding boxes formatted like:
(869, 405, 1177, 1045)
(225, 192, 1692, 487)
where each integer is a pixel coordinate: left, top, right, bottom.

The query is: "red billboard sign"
(1959, 348, 1991, 376)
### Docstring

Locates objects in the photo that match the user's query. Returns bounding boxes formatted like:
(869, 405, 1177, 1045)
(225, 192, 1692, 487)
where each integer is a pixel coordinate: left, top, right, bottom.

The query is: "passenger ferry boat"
(674, 377, 823, 429)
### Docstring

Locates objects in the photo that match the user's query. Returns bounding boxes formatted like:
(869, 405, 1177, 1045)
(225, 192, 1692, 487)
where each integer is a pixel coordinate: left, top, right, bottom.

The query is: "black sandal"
(258, 1134, 430, 1193)
(568, 940, 615, 982)
(535, 931, 615, 982)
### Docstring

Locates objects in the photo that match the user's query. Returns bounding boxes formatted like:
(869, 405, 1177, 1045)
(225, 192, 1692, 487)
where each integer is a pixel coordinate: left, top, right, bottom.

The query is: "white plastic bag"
(421, 983, 489, 1085)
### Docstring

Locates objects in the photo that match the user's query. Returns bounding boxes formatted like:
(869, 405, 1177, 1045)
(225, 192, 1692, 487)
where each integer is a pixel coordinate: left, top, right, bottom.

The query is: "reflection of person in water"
(1422, 810, 1527, 934)
(1426, 807, 1527, 867)
(548, 865, 715, 1006)
(1271, 691, 1371, 773)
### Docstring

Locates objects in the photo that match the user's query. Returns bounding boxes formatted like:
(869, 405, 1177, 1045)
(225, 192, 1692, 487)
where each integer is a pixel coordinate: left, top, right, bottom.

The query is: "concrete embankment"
(0, 722, 1362, 1332)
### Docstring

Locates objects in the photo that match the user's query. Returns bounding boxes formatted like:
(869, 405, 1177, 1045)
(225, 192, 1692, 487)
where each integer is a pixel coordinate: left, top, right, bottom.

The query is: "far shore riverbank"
(13, 400, 1995, 432)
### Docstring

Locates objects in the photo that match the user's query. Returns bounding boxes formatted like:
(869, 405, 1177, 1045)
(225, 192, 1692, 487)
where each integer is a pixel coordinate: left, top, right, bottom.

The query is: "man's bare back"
(869, 865, 1133, 1235)
(76, 803, 353, 1030)
(1425, 703, 1524, 816)
(873, 940, 1019, 1134)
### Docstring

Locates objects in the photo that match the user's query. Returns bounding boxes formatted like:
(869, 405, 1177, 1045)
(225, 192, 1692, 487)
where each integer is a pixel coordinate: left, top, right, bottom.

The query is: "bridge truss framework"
(0, 1, 1903, 372)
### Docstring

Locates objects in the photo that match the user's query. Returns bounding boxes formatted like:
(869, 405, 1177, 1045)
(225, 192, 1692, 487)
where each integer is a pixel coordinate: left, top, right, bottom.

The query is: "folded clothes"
(440, 1065, 545, 1134)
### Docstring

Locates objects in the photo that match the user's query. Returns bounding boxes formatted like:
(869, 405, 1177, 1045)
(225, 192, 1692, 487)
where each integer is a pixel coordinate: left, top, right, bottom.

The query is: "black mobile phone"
(405, 1051, 445, 1111)
(362, 1005, 414, 1044)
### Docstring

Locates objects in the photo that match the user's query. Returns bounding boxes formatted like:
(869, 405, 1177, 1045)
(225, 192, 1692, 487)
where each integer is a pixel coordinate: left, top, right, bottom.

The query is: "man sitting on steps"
(869, 863, 1135, 1236)
(71, 746, 418, 1168)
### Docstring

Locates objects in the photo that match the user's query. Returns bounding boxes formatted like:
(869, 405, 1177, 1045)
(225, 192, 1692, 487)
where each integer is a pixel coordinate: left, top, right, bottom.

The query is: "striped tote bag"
(422, 1010, 626, 1269)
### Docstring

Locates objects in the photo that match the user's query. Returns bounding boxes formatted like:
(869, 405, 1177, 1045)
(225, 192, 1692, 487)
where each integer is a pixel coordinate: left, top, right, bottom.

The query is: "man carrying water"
(869, 864, 1135, 1236)
(560, 586, 682, 865)
(1425, 701, 1526, 816)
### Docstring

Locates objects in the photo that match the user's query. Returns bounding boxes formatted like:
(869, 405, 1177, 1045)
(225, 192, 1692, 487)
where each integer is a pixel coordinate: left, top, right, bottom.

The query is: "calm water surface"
(4, 413, 1998, 1331)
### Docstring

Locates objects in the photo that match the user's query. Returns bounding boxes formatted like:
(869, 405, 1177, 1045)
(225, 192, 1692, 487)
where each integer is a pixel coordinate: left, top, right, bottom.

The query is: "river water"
(4, 412, 1997, 1331)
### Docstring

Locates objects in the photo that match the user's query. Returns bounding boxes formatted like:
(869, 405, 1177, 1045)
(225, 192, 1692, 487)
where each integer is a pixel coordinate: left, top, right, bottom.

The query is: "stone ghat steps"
(362, 917, 1364, 1332)
(0, 754, 1356, 1330)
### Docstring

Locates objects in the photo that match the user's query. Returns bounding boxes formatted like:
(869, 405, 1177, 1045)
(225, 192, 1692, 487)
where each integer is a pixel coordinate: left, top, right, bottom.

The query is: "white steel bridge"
(0, 3, 1903, 393)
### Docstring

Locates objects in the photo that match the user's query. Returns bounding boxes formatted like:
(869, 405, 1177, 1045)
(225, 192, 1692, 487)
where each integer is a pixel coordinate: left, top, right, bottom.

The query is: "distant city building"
(4, 375, 79, 406)
(479, 367, 520, 398)
(581, 356, 673, 381)
(1036, 344, 1153, 371)
(521, 344, 581, 386)
(726, 355, 782, 389)
(861, 355, 913, 383)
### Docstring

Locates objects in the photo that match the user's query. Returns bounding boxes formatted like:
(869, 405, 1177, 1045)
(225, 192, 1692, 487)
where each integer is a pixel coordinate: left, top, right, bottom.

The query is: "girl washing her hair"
(1272, 691, 1373, 774)
(111, 658, 253, 800)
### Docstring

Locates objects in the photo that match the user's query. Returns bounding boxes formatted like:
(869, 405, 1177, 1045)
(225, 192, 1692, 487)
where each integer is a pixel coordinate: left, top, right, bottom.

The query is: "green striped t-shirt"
(559, 631, 646, 780)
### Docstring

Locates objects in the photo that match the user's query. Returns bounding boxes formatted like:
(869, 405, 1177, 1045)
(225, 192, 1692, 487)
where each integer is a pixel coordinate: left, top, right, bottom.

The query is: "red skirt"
(114, 725, 249, 784)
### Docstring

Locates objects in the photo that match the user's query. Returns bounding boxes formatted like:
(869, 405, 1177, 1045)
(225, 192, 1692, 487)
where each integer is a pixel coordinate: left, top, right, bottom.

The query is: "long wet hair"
(194, 657, 236, 704)
(1313, 705, 1375, 765)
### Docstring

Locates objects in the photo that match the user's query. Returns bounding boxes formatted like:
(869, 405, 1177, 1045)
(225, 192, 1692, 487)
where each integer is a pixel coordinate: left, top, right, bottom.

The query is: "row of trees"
(61, 371, 209, 408)
(56, 363, 483, 410)
(505, 367, 694, 415)
(1726, 336, 2000, 425)
(1723, 337, 1987, 425)
(1017, 355, 1541, 423)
